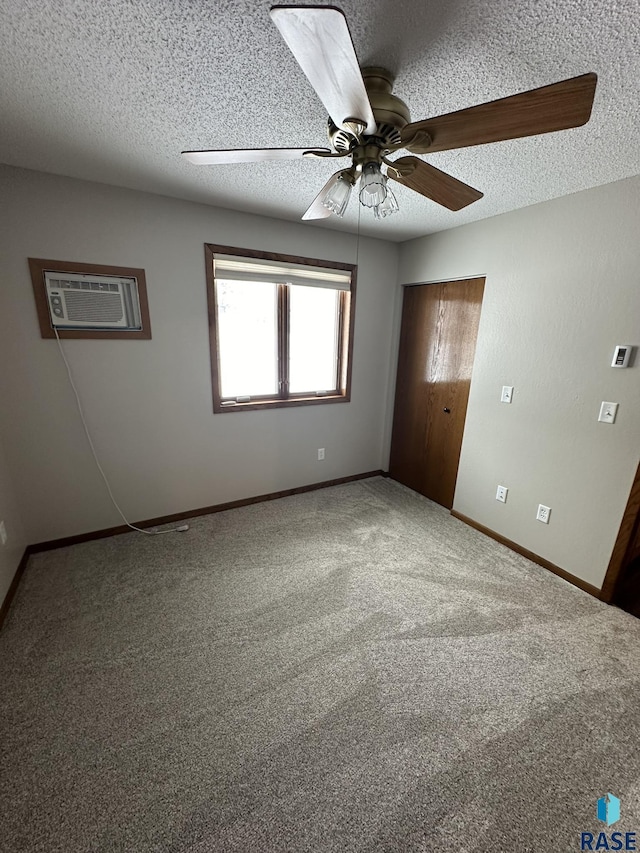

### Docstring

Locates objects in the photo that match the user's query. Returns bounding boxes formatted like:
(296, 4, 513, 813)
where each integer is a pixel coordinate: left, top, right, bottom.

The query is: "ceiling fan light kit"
(359, 162, 388, 209)
(182, 5, 597, 225)
(374, 187, 400, 220)
(321, 170, 354, 217)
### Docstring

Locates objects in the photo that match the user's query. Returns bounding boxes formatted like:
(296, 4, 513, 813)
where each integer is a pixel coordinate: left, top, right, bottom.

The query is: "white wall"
(0, 165, 399, 543)
(2, 161, 637, 593)
(398, 175, 640, 589)
(0, 429, 27, 604)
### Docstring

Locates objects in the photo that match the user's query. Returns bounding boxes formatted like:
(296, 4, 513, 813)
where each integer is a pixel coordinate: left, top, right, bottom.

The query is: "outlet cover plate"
(496, 485, 508, 503)
(536, 504, 551, 524)
(0, 521, 6, 546)
(317, 448, 325, 461)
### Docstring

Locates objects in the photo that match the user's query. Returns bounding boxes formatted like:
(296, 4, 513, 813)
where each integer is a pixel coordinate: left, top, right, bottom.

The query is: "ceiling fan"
(182, 5, 597, 222)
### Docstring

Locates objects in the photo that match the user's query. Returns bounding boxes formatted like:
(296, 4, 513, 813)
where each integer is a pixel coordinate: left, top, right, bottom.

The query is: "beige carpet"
(1, 477, 639, 851)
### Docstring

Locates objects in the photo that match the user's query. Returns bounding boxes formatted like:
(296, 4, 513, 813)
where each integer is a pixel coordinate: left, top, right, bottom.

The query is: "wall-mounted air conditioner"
(44, 271, 142, 331)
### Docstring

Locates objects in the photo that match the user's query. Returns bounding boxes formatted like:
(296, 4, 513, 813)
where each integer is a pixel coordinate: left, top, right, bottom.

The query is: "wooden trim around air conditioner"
(28, 257, 152, 340)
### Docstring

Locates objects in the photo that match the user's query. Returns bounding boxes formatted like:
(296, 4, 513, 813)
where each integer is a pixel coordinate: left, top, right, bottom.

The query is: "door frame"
(600, 460, 640, 602)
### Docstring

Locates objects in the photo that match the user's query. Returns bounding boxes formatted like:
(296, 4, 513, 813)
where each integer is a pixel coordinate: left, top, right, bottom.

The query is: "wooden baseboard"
(0, 470, 385, 629)
(26, 469, 385, 554)
(450, 510, 601, 598)
(1, 476, 603, 630)
(0, 548, 31, 632)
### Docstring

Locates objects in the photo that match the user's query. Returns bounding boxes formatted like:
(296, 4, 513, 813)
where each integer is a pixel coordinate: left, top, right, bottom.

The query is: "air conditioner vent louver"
(63, 292, 124, 323)
(58, 279, 121, 292)
(44, 270, 142, 331)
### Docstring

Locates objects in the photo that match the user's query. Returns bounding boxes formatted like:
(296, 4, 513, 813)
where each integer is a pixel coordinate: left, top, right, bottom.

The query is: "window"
(205, 244, 356, 412)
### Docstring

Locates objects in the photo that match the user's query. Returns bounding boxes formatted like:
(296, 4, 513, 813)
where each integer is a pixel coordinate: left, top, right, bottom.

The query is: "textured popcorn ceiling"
(1, 0, 639, 241)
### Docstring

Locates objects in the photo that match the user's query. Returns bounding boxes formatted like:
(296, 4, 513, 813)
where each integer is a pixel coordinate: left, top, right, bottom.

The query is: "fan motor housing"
(328, 67, 411, 151)
(363, 67, 411, 129)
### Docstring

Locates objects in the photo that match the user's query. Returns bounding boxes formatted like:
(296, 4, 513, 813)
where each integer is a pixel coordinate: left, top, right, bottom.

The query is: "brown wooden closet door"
(389, 278, 485, 508)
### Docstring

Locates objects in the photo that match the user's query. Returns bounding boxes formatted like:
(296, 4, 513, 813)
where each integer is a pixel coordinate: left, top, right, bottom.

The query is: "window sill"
(214, 393, 350, 413)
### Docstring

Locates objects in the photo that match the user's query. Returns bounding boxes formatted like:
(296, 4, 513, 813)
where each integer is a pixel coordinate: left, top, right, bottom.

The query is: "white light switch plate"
(0, 521, 6, 546)
(598, 402, 618, 424)
(501, 386, 514, 403)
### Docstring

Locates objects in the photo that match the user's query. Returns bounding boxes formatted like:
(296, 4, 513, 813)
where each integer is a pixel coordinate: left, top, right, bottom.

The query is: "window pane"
(289, 285, 339, 393)
(216, 280, 278, 397)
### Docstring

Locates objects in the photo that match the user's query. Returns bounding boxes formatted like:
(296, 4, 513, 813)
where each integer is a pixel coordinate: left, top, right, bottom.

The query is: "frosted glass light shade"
(374, 187, 399, 218)
(321, 173, 352, 217)
(359, 162, 387, 208)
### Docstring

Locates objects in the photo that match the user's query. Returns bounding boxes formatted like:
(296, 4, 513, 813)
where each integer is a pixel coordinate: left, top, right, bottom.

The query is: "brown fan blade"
(182, 147, 331, 165)
(270, 6, 376, 135)
(388, 157, 483, 211)
(401, 73, 597, 154)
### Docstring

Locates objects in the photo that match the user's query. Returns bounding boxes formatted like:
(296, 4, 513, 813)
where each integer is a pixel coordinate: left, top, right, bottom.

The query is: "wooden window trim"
(204, 243, 356, 414)
(29, 257, 151, 340)
(278, 283, 289, 399)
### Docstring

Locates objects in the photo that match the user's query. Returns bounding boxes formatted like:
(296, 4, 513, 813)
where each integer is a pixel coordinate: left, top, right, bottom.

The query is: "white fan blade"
(302, 202, 333, 221)
(270, 6, 376, 136)
(182, 147, 331, 165)
(301, 172, 342, 220)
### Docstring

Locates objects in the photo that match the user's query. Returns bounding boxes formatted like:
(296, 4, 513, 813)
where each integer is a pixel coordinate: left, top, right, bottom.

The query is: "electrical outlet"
(501, 386, 514, 404)
(0, 521, 6, 546)
(317, 448, 325, 461)
(536, 504, 551, 524)
(496, 485, 508, 503)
